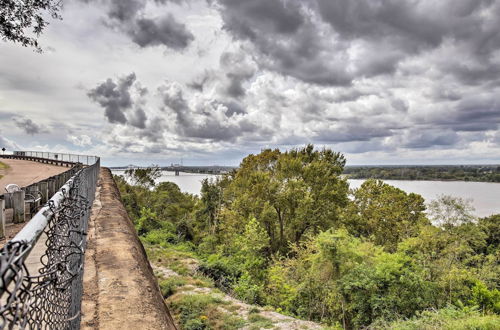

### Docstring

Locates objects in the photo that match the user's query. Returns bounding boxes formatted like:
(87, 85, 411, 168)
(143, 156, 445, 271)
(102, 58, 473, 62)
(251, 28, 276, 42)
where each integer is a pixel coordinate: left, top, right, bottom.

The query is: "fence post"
(0, 197, 5, 239)
(39, 181, 49, 204)
(48, 178, 56, 197)
(28, 185, 40, 218)
(12, 190, 25, 224)
(4, 192, 12, 209)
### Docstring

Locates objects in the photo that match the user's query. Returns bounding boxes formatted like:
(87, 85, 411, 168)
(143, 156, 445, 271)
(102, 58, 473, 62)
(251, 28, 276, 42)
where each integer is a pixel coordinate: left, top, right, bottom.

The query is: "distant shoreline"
(344, 165, 500, 183)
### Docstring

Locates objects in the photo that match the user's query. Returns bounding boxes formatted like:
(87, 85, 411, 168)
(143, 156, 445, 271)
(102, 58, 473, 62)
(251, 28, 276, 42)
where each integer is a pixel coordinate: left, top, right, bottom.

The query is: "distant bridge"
(111, 165, 235, 175)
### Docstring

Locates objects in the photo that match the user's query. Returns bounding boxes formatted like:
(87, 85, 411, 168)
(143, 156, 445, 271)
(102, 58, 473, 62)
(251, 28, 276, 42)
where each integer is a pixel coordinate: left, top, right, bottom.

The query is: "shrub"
(158, 276, 186, 298)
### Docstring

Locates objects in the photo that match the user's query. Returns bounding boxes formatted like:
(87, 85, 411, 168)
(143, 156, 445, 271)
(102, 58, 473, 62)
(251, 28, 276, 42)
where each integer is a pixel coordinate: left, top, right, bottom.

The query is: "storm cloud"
(88, 73, 149, 128)
(13, 117, 48, 135)
(159, 81, 259, 141)
(2, 0, 500, 165)
(104, 0, 194, 50)
(214, 0, 500, 87)
(128, 15, 194, 50)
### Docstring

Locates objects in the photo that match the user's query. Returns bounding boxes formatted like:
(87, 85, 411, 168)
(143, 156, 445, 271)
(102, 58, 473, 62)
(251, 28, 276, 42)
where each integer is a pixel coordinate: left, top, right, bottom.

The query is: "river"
(112, 171, 500, 217)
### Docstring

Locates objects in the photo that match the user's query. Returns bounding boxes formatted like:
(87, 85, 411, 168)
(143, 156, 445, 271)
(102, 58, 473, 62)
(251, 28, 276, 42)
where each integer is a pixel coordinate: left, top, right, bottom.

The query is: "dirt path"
(0, 158, 67, 192)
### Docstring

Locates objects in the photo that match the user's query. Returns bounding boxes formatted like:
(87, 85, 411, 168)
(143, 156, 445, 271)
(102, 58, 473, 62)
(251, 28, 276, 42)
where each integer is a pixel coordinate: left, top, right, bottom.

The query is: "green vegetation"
(115, 145, 500, 329)
(344, 165, 500, 182)
(0, 160, 9, 179)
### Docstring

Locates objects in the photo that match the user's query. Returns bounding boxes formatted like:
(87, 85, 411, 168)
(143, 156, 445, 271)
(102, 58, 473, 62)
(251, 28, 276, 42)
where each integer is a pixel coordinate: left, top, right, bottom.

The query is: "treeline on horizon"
(344, 165, 500, 182)
(115, 145, 499, 329)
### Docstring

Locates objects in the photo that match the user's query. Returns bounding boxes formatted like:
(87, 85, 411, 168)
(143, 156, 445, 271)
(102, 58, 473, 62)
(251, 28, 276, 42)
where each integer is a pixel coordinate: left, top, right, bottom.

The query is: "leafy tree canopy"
(0, 0, 61, 51)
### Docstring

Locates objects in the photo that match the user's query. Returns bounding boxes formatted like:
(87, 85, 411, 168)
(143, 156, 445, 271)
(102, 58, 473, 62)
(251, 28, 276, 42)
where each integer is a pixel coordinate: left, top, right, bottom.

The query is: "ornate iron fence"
(0, 153, 100, 329)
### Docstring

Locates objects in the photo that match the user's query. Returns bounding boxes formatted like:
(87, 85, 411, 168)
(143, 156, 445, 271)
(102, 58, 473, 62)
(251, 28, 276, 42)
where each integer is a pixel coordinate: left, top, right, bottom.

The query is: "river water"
(112, 171, 500, 218)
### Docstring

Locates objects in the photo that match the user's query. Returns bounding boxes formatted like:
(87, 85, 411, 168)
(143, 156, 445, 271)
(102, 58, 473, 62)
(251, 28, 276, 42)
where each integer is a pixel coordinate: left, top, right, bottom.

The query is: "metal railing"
(0, 152, 100, 329)
(12, 151, 98, 166)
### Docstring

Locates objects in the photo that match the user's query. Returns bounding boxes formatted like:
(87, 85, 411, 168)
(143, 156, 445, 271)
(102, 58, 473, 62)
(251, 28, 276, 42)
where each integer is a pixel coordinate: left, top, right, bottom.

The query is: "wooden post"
(4, 192, 12, 209)
(55, 175, 61, 191)
(0, 197, 5, 239)
(12, 190, 25, 224)
(48, 178, 56, 197)
(39, 181, 49, 204)
(28, 185, 40, 215)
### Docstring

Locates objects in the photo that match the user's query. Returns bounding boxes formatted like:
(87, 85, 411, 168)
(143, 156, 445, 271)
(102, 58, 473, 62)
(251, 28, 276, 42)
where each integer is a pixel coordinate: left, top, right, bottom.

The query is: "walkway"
(0, 158, 67, 192)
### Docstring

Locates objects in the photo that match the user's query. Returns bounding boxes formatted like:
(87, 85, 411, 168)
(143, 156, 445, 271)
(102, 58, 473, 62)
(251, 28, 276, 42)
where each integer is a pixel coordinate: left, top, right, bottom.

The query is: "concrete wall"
(81, 168, 177, 330)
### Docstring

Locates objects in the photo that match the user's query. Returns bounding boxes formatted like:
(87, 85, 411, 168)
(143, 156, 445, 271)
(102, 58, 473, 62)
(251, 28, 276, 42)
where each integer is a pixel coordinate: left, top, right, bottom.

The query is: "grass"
(372, 306, 500, 330)
(144, 242, 198, 276)
(169, 293, 245, 330)
(247, 314, 274, 329)
(0, 161, 9, 179)
(159, 276, 188, 298)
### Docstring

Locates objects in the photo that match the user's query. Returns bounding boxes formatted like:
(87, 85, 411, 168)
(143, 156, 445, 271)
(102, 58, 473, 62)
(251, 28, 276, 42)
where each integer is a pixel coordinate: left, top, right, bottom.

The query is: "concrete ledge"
(82, 168, 177, 330)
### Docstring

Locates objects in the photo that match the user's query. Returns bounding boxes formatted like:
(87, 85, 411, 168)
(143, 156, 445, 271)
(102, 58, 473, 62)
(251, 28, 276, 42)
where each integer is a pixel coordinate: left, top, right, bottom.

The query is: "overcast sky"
(1, 0, 500, 166)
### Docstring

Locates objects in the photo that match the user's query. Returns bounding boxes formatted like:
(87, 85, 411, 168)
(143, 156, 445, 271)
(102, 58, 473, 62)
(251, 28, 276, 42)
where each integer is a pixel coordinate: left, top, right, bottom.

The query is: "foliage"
(159, 276, 187, 298)
(0, 0, 61, 51)
(114, 145, 500, 329)
(372, 305, 500, 330)
(264, 229, 436, 328)
(125, 166, 162, 189)
(469, 281, 500, 314)
(343, 179, 428, 251)
(344, 165, 500, 182)
(169, 293, 244, 330)
(427, 195, 476, 228)
(212, 144, 349, 255)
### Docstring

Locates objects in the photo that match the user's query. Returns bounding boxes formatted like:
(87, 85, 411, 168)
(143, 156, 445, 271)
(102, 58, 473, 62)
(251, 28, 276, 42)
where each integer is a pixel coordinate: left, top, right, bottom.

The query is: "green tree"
(125, 166, 162, 189)
(197, 178, 223, 234)
(427, 195, 476, 228)
(344, 179, 428, 251)
(266, 229, 433, 328)
(221, 145, 348, 254)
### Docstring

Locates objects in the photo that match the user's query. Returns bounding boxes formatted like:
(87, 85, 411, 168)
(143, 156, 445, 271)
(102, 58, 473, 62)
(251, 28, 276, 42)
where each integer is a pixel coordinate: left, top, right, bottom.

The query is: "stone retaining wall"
(81, 168, 177, 330)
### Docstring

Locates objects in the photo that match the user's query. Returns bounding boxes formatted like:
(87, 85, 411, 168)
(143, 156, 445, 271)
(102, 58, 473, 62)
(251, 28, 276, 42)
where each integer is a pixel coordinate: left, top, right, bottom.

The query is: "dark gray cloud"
(103, 0, 194, 50)
(107, 0, 144, 22)
(219, 51, 256, 97)
(223, 101, 246, 117)
(159, 82, 258, 141)
(129, 108, 148, 129)
(13, 117, 48, 135)
(423, 96, 500, 133)
(218, 0, 304, 38)
(88, 73, 137, 124)
(187, 71, 212, 92)
(139, 116, 167, 142)
(313, 124, 392, 143)
(402, 129, 460, 149)
(88, 73, 150, 129)
(128, 15, 194, 49)
(214, 0, 500, 87)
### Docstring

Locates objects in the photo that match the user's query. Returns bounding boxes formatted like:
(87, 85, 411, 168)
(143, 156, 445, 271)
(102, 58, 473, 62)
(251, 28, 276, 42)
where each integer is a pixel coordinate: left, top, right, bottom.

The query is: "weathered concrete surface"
(81, 168, 177, 330)
(0, 158, 66, 192)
